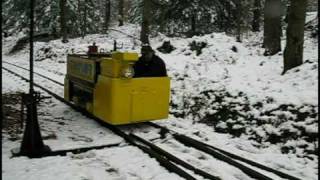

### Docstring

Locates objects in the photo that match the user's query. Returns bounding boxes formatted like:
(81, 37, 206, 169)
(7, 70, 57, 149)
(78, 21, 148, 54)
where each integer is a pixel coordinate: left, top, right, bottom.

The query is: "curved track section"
(3, 66, 214, 180)
(3, 64, 302, 180)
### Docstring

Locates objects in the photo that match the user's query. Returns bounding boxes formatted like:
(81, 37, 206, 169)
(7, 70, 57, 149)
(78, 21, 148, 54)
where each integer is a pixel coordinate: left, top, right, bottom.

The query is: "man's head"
(141, 45, 154, 62)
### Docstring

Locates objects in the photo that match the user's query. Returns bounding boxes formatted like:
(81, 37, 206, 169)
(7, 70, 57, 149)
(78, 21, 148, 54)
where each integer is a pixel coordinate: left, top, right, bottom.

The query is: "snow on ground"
(2, 20, 318, 180)
(2, 70, 183, 180)
(154, 31, 318, 106)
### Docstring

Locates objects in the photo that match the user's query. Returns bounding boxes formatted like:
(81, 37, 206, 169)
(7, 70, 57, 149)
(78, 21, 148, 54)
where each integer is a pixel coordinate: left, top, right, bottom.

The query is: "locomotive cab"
(64, 51, 170, 125)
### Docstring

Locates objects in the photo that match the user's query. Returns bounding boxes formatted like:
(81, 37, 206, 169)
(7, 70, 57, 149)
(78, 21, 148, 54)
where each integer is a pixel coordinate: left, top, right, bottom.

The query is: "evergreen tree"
(105, 0, 111, 31)
(140, 0, 151, 44)
(263, 0, 281, 56)
(252, 0, 261, 32)
(235, 1, 242, 42)
(118, 0, 124, 26)
(3, 0, 108, 38)
(59, 0, 68, 42)
(283, 0, 307, 74)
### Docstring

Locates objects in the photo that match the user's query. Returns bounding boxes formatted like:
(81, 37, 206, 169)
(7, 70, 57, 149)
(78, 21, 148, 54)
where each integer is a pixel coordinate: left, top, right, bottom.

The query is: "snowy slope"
(2, 21, 318, 180)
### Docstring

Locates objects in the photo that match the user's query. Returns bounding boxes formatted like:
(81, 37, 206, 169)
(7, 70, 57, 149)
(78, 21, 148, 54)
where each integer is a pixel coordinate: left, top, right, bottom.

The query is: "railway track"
(3, 63, 302, 180)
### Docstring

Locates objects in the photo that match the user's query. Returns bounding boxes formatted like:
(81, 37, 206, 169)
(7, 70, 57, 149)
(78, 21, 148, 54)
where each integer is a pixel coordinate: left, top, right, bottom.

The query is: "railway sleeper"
(174, 134, 304, 180)
(3, 67, 197, 180)
(3, 66, 302, 180)
(130, 133, 221, 180)
(147, 122, 302, 180)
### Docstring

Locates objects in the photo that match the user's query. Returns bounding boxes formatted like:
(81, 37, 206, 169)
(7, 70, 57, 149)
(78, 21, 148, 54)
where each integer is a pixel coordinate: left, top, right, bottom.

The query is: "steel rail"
(147, 122, 302, 180)
(131, 133, 221, 180)
(3, 67, 199, 180)
(176, 134, 302, 180)
(3, 63, 286, 180)
(3, 61, 64, 86)
(174, 133, 273, 180)
(3, 63, 301, 180)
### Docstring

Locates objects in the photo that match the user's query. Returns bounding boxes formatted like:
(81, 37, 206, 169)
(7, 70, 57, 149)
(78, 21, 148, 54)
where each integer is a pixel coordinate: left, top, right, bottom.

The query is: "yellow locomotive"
(64, 46, 170, 125)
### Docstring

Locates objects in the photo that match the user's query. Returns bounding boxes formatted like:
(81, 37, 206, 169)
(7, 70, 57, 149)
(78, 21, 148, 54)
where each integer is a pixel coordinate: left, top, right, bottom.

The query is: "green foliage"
(157, 0, 218, 36)
(3, 0, 254, 38)
(3, 0, 106, 38)
(6, 0, 315, 39)
(127, 0, 253, 37)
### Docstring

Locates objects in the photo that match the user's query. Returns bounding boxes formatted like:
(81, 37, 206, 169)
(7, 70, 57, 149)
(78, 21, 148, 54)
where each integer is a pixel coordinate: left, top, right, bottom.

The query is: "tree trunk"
(252, 0, 261, 32)
(236, 1, 242, 42)
(224, 1, 231, 33)
(77, 0, 81, 36)
(83, 1, 87, 38)
(105, 0, 111, 31)
(123, 0, 130, 22)
(118, 0, 124, 26)
(263, 0, 281, 55)
(190, 13, 196, 37)
(140, 0, 151, 44)
(159, 9, 168, 33)
(283, 0, 307, 74)
(59, 0, 68, 43)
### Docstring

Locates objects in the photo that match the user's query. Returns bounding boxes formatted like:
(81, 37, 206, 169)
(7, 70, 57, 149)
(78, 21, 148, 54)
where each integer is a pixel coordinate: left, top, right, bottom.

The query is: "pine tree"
(283, 0, 307, 74)
(105, 0, 111, 31)
(252, 0, 261, 32)
(140, 0, 151, 44)
(263, 0, 281, 55)
(59, 0, 68, 43)
(235, 1, 242, 42)
(118, 0, 124, 26)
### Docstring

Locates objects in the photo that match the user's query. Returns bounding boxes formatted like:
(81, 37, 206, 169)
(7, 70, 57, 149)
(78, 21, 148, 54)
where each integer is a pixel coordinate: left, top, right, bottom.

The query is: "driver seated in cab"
(133, 45, 167, 78)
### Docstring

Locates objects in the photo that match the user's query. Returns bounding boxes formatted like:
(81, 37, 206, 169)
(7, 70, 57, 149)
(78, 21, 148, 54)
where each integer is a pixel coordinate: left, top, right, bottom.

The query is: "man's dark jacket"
(133, 55, 167, 78)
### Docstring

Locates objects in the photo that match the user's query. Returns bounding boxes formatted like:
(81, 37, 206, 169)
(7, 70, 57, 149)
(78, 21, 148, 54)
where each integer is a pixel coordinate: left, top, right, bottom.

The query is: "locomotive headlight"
(122, 66, 135, 78)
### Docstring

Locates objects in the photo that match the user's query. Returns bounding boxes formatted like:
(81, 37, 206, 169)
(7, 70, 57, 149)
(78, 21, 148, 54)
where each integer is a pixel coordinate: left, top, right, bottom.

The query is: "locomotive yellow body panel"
(100, 52, 138, 78)
(112, 51, 139, 62)
(67, 55, 97, 83)
(93, 76, 170, 125)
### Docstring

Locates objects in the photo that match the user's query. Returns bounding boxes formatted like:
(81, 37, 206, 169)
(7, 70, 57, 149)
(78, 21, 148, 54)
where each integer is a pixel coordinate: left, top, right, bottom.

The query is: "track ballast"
(3, 63, 302, 180)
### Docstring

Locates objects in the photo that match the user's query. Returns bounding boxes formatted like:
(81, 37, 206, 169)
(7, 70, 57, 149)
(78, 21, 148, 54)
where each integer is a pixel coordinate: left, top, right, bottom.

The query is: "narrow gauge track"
(3, 66, 219, 180)
(3, 61, 64, 86)
(145, 122, 302, 180)
(3, 64, 302, 180)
